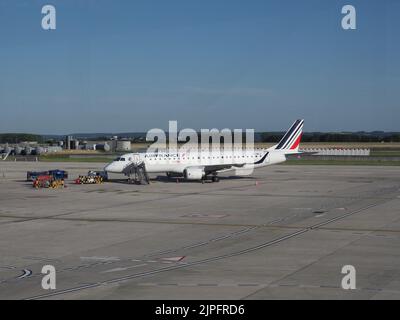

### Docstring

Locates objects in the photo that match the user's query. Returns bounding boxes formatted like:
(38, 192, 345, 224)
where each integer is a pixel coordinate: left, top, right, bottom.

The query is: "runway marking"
(182, 214, 228, 219)
(7, 199, 399, 292)
(2, 210, 400, 288)
(17, 269, 32, 280)
(137, 191, 395, 201)
(101, 264, 147, 274)
(23, 256, 60, 263)
(80, 256, 121, 262)
(1, 181, 399, 230)
(144, 226, 259, 258)
(24, 200, 391, 300)
(0, 266, 17, 271)
(161, 256, 186, 263)
(2, 204, 397, 233)
(0, 182, 269, 227)
(3, 175, 397, 299)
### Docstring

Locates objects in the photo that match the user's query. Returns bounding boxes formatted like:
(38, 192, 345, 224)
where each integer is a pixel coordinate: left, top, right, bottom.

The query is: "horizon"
(1, 129, 400, 138)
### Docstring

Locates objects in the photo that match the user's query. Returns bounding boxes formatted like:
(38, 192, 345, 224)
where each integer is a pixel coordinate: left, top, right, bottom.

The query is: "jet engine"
(183, 167, 205, 180)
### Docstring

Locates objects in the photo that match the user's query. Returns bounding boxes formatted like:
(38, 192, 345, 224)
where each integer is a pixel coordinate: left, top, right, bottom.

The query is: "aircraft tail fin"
(273, 119, 304, 153)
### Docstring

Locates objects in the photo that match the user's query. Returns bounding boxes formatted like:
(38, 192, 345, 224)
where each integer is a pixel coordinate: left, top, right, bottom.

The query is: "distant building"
(116, 140, 131, 152)
(65, 136, 72, 149)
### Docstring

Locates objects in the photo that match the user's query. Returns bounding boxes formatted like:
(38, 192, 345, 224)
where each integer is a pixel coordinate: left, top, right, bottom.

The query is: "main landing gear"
(202, 175, 220, 184)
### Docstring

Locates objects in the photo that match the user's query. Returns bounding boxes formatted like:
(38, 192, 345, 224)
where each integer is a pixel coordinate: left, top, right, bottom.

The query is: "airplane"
(104, 119, 304, 183)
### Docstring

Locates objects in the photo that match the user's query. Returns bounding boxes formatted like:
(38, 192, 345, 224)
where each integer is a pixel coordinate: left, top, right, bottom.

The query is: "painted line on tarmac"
(23, 200, 389, 300)
(17, 269, 32, 280)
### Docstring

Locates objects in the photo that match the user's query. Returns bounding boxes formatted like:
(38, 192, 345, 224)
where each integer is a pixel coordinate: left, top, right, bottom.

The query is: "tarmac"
(0, 161, 399, 300)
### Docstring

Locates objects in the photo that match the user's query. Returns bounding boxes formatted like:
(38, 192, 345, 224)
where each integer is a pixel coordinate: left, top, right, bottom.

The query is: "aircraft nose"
(104, 163, 113, 172)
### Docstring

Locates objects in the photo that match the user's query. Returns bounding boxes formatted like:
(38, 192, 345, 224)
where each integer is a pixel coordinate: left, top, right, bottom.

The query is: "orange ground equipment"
(33, 175, 65, 189)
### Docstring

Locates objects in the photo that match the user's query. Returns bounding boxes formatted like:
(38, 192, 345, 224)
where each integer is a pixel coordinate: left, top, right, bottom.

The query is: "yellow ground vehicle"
(74, 175, 103, 184)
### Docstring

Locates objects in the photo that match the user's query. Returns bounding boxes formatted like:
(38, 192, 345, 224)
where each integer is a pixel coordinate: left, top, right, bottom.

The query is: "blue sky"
(0, 0, 399, 133)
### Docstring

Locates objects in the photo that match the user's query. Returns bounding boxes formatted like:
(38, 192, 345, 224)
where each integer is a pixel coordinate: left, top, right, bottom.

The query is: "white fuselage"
(104, 148, 287, 175)
(103, 119, 303, 180)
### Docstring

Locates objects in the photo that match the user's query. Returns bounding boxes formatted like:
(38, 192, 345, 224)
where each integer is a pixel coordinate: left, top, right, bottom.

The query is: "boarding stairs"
(122, 161, 150, 185)
(1, 151, 11, 161)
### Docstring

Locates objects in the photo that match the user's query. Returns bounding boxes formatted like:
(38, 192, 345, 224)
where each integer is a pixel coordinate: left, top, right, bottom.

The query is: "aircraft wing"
(203, 163, 245, 175)
(201, 152, 269, 175)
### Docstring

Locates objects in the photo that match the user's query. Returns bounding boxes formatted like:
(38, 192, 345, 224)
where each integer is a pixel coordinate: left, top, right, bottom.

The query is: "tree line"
(0, 134, 43, 144)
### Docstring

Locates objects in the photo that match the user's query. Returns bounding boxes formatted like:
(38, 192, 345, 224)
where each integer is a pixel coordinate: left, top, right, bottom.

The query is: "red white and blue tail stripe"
(275, 119, 304, 151)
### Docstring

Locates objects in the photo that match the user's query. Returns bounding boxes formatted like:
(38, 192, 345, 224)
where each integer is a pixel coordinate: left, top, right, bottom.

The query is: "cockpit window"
(120, 158, 126, 161)
(114, 157, 121, 161)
